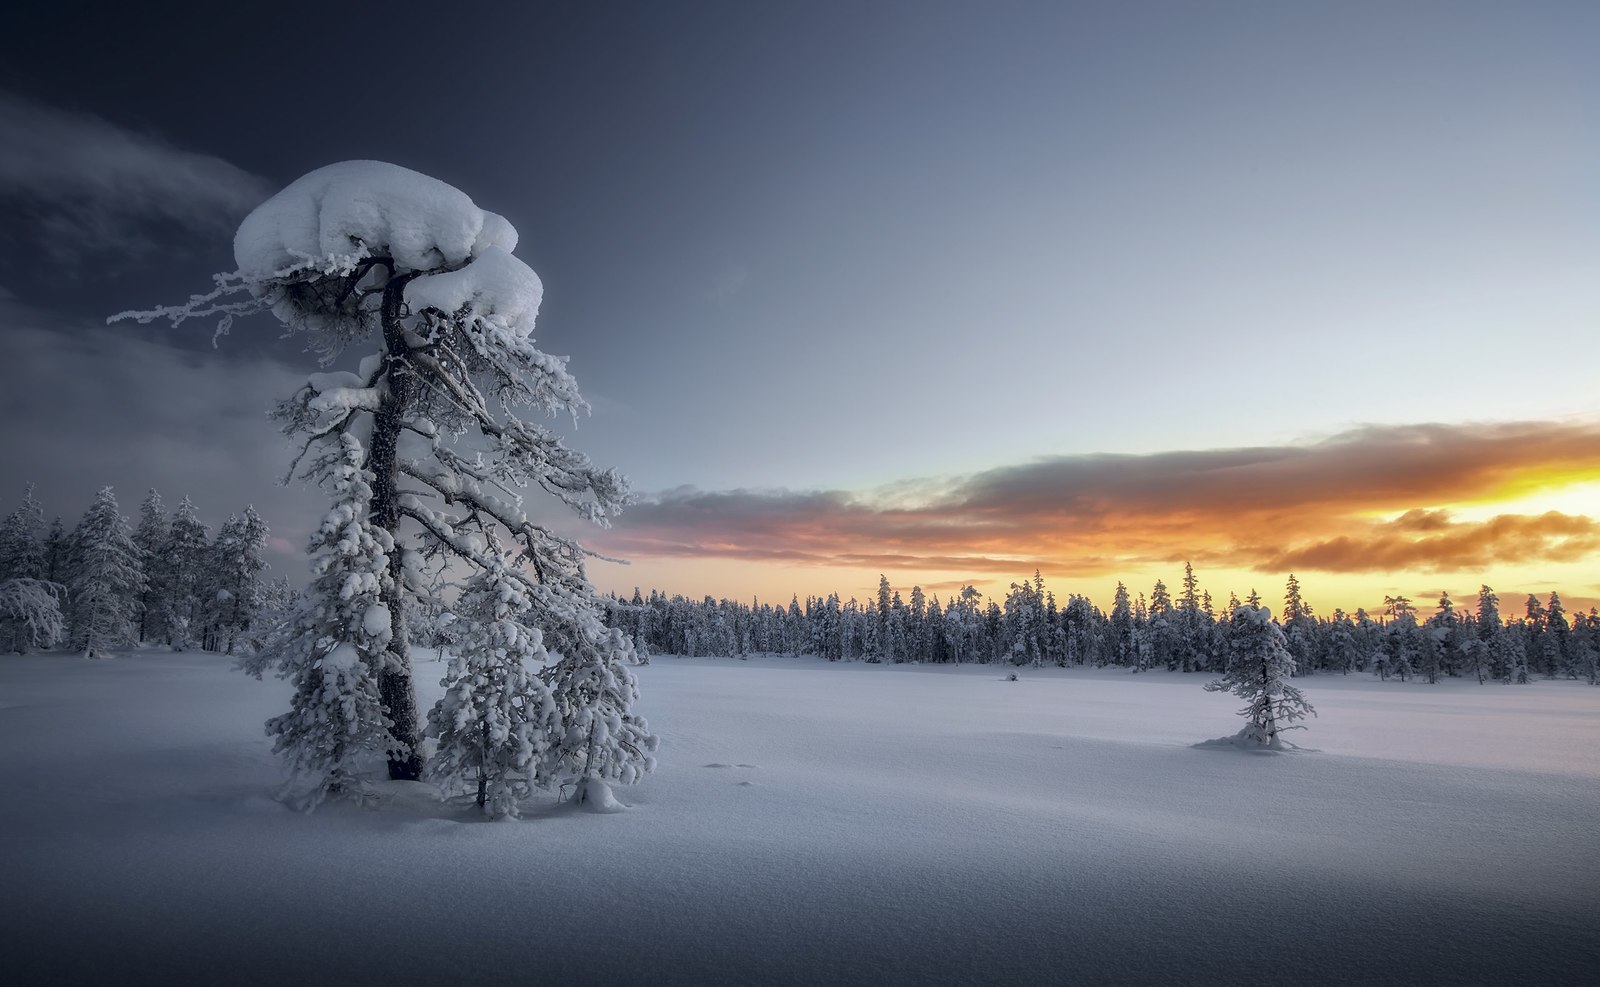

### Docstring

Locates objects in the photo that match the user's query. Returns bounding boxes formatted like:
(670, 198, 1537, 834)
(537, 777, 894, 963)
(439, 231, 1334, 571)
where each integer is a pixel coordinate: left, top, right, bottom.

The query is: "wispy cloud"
(597, 421, 1600, 576)
(0, 92, 272, 263)
(0, 296, 320, 565)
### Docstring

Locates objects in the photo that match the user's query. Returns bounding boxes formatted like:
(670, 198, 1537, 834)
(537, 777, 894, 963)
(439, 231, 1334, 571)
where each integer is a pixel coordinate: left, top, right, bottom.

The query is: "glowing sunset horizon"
(593, 417, 1600, 616)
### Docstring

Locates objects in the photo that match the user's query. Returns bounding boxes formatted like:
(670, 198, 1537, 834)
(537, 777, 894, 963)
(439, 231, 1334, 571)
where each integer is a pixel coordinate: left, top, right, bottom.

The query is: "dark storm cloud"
(0, 294, 322, 565)
(0, 92, 272, 263)
(600, 421, 1600, 575)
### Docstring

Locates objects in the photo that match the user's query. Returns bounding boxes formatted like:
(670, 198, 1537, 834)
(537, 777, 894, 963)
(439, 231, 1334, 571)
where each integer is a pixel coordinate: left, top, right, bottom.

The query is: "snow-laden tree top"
(234, 160, 518, 279)
(406, 246, 544, 339)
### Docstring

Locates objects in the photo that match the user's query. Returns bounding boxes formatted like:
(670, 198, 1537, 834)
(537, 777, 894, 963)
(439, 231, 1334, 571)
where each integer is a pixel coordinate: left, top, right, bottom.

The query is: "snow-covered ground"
(4, 651, 1597, 985)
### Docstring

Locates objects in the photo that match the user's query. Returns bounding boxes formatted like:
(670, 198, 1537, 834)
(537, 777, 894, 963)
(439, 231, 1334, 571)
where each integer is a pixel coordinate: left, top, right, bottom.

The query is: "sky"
(1, 0, 1597, 617)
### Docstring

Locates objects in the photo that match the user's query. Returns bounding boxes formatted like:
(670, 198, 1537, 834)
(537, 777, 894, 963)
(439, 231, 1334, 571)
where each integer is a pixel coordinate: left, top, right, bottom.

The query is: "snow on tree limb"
(0, 578, 65, 651)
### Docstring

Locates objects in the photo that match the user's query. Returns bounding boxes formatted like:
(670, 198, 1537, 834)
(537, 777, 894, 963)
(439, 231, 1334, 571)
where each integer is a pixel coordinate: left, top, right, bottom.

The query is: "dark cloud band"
(599, 421, 1600, 576)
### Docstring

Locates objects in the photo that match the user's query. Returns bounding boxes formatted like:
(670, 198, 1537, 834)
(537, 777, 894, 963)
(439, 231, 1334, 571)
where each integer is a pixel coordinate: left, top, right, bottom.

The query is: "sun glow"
(1440, 476, 1600, 523)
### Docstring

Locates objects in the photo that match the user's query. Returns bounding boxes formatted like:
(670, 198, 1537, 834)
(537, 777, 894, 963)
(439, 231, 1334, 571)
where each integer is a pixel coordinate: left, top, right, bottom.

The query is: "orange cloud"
(596, 420, 1600, 577)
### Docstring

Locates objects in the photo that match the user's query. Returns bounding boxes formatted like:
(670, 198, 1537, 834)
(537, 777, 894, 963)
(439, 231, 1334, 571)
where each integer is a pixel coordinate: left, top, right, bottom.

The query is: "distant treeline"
(0, 485, 293, 657)
(600, 568, 1599, 684)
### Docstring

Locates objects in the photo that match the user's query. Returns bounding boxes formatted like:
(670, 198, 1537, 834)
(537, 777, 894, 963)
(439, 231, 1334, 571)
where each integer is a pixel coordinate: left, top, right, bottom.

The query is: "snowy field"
(4, 652, 1598, 985)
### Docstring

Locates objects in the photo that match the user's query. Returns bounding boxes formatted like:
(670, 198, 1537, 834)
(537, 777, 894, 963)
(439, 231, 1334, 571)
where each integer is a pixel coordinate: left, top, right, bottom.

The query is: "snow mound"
(233, 160, 517, 279)
(405, 246, 543, 335)
(1194, 729, 1314, 755)
(571, 777, 626, 813)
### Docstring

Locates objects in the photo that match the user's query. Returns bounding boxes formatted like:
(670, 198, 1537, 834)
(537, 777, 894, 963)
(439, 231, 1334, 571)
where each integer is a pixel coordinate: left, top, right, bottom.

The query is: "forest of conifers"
(601, 568, 1599, 685)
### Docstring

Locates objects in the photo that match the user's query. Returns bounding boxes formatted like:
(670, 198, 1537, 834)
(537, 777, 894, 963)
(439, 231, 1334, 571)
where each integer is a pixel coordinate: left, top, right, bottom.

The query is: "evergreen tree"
(206, 507, 270, 654)
(1327, 609, 1358, 674)
(0, 484, 46, 582)
(426, 560, 560, 817)
(0, 484, 49, 653)
(0, 578, 64, 652)
(1177, 561, 1205, 671)
(540, 599, 660, 806)
(1383, 595, 1418, 682)
(42, 517, 68, 586)
(1522, 594, 1546, 679)
(1420, 592, 1457, 684)
(1282, 574, 1316, 676)
(1475, 586, 1503, 684)
(1574, 610, 1599, 686)
(131, 489, 169, 644)
(1205, 605, 1315, 746)
(69, 487, 146, 658)
(1110, 582, 1134, 666)
(1544, 592, 1572, 678)
(1148, 578, 1177, 670)
(245, 435, 395, 808)
(162, 497, 210, 651)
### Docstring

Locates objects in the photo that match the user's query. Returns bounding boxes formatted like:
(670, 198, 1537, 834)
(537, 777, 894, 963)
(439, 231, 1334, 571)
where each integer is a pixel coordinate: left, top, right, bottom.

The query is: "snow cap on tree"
(234, 160, 517, 281)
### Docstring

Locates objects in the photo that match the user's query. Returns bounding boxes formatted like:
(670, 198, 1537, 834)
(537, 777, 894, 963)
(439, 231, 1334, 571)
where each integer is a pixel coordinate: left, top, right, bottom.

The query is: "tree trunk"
(477, 721, 489, 809)
(368, 270, 424, 781)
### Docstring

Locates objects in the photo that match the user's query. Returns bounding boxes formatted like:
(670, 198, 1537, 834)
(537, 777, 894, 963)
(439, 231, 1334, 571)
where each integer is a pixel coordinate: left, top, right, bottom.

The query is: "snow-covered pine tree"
(0, 484, 46, 582)
(0, 484, 50, 653)
(1148, 578, 1178, 670)
(162, 496, 209, 651)
(131, 489, 169, 644)
(425, 559, 559, 817)
(1110, 581, 1134, 665)
(1204, 604, 1315, 747)
(117, 160, 647, 786)
(1575, 609, 1599, 686)
(1177, 561, 1205, 672)
(42, 517, 68, 586)
(205, 506, 269, 654)
(1282, 573, 1316, 676)
(1522, 594, 1546, 679)
(69, 487, 146, 659)
(247, 434, 395, 808)
(540, 603, 659, 807)
(0, 578, 64, 651)
(1383, 595, 1418, 682)
(1544, 592, 1572, 678)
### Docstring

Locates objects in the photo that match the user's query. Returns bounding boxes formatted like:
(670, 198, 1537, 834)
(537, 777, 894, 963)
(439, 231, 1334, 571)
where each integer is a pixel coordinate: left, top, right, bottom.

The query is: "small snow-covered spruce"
(425, 559, 559, 818)
(248, 434, 396, 809)
(1205, 605, 1315, 748)
(540, 595, 659, 807)
(0, 484, 46, 583)
(0, 484, 52, 653)
(162, 497, 210, 651)
(116, 160, 644, 788)
(131, 489, 169, 644)
(204, 506, 270, 654)
(69, 487, 147, 659)
(0, 578, 65, 651)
